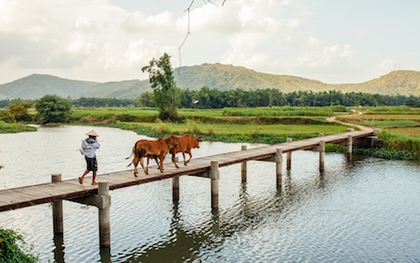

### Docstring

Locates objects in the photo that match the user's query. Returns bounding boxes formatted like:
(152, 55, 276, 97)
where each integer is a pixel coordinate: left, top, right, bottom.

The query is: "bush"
(0, 227, 39, 263)
(0, 111, 16, 123)
(35, 95, 72, 124)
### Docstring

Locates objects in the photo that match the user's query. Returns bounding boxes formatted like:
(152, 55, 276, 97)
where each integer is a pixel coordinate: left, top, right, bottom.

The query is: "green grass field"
(2, 106, 420, 160)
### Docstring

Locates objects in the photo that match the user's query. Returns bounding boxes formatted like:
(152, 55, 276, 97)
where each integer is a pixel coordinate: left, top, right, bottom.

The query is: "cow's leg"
(158, 154, 165, 173)
(172, 153, 179, 168)
(133, 156, 139, 177)
(146, 157, 150, 171)
(182, 152, 188, 166)
(139, 157, 148, 174)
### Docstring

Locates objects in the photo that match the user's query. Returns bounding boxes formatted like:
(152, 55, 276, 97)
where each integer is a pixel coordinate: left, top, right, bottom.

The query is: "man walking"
(79, 130, 100, 185)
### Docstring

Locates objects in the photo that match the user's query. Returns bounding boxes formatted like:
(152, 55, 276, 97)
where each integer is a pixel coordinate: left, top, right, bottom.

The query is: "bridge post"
(276, 148, 283, 187)
(210, 161, 220, 211)
(319, 140, 325, 172)
(172, 176, 180, 202)
(286, 138, 292, 170)
(347, 135, 353, 161)
(98, 181, 111, 249)
(51, 174, 63, 236)
(241, 145, 247, 182)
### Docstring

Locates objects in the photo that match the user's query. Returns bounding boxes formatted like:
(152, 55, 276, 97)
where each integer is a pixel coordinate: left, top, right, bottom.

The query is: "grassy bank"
(2, 106, 419, 161)
(0, 121, 37, 134)
(69, 106, 352, 144)
(80, 106, 420, 161)
(337, 106, 420, 161)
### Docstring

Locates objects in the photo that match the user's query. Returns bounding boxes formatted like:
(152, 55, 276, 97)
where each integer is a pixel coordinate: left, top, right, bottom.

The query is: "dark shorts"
(85, 156, 98, 172)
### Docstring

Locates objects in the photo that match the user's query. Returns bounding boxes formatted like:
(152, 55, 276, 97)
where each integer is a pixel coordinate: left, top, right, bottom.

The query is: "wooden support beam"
(69, 182, 111, 249)
(210, 161, 219, 212)
(172, 176, 180, 203)
(51, 174, 63, 236)
(98, 182, 111, 249)
(286, 138, 292, 170)
(241, 145, 247, 182)
(276, 148, 283, 187)
(319, 140, 325, 172)
(347, 135, 353, 161)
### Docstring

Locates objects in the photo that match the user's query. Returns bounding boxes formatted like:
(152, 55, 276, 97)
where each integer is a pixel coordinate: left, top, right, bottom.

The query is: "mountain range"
(1, 63, 420, 100)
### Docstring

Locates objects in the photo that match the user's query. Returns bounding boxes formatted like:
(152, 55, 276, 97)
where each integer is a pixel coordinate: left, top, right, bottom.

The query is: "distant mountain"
(334, 70, 420, 96)
(0, 74, 98, 100)
(175, 63, 420, 96)
(1, 64, 419, 100)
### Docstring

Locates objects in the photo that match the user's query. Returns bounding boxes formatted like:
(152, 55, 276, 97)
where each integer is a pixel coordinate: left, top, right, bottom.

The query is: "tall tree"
(142, 53, 179, 121)
(35, 95, 72, 124)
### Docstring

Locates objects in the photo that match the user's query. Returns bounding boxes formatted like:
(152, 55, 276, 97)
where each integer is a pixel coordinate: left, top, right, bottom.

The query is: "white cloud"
(0, 0, 419, 84)
(122, 10, 174, 33)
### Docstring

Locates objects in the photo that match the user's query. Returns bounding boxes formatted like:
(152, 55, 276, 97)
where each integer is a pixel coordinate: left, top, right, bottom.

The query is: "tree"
(35, 95, 72, 124)
(8, 102, 33, 122)
(142, 53, 179, 121)
(136, 91, 155, 107)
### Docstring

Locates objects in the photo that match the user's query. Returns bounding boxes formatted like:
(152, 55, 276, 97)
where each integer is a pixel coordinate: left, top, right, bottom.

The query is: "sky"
(0, 0, 419, 85)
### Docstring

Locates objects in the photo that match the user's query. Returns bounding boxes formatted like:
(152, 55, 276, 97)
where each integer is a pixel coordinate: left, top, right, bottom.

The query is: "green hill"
(0, 74, 98, 100)
(0, 64, 419, 100)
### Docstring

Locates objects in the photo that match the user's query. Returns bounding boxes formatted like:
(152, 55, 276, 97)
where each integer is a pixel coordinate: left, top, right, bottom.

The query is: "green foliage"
(222, 106, 335, 117)
(378, 131, 420, 158)
(0, 111, 16, 123)
(353, 148, 418, 161)
(0, 121, 37, 133)
(73, 97, 136, 107)
(136, 91, 155, 107)
(35, 95, 72, 124)
(142, 53, 179, 122)
(8, 102, 33, 122)
(0, 227, 39, 263)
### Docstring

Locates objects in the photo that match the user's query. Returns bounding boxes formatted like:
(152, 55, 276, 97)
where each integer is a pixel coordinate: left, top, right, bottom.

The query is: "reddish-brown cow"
(126, 136, 177, 176)
(168, 134, 202, 168)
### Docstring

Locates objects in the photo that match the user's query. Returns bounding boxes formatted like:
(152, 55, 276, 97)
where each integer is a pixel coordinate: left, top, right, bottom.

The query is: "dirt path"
(327, 116, 373, 132)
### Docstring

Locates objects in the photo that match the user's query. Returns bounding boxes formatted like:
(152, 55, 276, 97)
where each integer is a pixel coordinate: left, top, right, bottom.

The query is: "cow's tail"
(126, 142, 137, 167)
(125, 146, 134, 160)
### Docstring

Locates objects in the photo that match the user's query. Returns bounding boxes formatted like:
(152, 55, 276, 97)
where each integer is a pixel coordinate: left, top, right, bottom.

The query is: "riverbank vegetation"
(66, 105, 420, 161)
(336, 106, 420, 161)
(1, 89, 420, 109)
(0, 227, 39, 262)
(1, 102, 419, 161)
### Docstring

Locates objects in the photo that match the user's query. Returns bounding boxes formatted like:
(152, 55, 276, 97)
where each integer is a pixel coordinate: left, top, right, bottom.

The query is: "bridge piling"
(172, 176, 180, 202)
(347, 135, 353, 161)
(51, 174, 63, 236)
(319, 140, 325, 172)
(276, 148, 283, 187)
(286, 138, 292, 170)
(210, 161, 220, 211)
(98, 181, 111, 249)
(241, 145, 247, 182)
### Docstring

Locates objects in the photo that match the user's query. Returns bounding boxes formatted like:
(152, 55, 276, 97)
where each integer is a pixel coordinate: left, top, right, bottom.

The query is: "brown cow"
(126, 136, 178, 176)
(168, 134, 202, 168)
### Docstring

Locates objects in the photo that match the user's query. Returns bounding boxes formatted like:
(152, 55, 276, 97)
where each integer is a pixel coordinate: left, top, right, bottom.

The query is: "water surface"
(0, 126, 419, 262)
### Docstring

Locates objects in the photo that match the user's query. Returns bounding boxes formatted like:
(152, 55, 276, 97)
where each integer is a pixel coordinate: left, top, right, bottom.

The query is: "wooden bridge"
(0, 128, 380, 253)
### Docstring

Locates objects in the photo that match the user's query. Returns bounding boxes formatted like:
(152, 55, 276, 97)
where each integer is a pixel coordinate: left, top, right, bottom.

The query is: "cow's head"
(192, 136, 202, 149)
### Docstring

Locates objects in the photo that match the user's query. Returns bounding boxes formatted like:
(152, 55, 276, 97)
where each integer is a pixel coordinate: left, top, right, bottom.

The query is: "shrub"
(35, 95, 72, 124)
(0, 227, 39, 263)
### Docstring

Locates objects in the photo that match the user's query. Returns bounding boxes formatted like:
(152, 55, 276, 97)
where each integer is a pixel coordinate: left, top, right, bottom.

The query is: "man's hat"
(86, 130, 99, 137)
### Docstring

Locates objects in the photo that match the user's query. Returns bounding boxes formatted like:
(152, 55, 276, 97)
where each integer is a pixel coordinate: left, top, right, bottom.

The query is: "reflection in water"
(53, 233, 64, 263)
(0, 127, 419, 262)
(111, 160, 361, 263)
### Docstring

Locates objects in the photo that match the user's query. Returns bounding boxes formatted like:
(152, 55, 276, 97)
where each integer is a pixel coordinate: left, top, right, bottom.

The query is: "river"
(0, 126, 419, 262)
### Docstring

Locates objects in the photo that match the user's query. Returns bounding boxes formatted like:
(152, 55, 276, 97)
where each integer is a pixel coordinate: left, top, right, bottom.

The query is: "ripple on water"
(1, 128, 420, 262)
